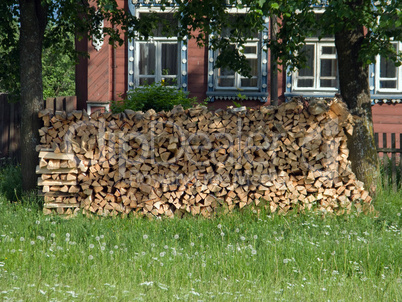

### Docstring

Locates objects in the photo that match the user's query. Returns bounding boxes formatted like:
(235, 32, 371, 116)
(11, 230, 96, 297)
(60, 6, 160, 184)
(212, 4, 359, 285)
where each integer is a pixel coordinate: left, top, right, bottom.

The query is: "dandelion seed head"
(30, 241, 35, 245)
(217, 224, 222, 229)
(89, 244, 95, 249)
(143, 234, 148, 240)
(174, 234, 179, 240)
(50, 233, 56, 238)
(20, 237, 25, 242)
(35, 220, 40, 225)
(66, 233, 70, 238)
(88, 255, 94, 260)
(235, 228, 240, 233)
(253, 235, 258, 240)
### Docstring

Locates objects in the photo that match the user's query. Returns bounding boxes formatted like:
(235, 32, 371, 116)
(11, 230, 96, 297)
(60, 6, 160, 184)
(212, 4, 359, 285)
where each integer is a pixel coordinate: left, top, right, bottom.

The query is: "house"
(75, 0, 402, 142)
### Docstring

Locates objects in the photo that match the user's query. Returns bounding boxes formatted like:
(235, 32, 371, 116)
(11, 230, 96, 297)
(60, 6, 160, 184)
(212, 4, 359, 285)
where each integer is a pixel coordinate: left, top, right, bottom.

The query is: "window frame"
(214, 40, 261, 91)
(127, 4, 188, 90)
(292, 39, 339, 92)
(206, 8, 269, 102)
(375, 41, 402, 93)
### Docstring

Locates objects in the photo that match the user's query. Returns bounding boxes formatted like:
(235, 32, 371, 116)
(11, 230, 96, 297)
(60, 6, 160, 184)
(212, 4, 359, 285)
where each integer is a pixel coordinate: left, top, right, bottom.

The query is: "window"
(127, 5, 188, 90)
(136, 13, 178, 86)
(215, 43, 259, 90)
(293, 42, 338, 91)
(207, 12, 269, 102)
(375, 42, 402, 92)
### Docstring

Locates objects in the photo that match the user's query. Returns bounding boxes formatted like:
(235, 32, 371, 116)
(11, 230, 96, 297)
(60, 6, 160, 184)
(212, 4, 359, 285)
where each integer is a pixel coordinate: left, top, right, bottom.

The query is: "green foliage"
(111, 82, 198, 113)
(42, 42, 76, 99)
(0, 164, 22, 202)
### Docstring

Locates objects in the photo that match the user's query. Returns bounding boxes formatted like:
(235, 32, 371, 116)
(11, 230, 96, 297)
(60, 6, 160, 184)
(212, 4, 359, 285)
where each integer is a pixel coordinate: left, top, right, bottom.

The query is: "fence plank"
(375, 132, 401, 191)
(391, 133, 397, 191)
(383, 133, 388, 188)
(400, 134, 402, 189)
(1, 94, 76, 162)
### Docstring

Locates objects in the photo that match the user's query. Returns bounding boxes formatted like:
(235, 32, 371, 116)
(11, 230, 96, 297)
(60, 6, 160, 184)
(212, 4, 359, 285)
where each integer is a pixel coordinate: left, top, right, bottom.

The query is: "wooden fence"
(0, 94, 21, 162)
(375, 133, 402, 191)
(0, 94, 77, 163)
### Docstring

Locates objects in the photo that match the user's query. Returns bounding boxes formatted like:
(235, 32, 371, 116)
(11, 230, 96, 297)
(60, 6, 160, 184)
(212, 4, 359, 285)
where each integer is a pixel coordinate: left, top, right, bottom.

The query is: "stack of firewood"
(36, 97, 372, 217)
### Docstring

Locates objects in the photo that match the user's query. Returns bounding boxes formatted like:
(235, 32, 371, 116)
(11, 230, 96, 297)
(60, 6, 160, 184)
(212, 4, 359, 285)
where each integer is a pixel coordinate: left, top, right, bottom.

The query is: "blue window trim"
(207, 16, 270, 103)
(127, 1, 188, 91)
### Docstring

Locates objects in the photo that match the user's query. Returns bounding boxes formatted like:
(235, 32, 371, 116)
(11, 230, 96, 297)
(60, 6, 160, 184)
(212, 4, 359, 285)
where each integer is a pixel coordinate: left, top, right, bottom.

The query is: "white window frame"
(292, 39, 338, 92)
(214, 40, 261, 91)
(133, 7, 181, 87)
(375, 41, 402, 93)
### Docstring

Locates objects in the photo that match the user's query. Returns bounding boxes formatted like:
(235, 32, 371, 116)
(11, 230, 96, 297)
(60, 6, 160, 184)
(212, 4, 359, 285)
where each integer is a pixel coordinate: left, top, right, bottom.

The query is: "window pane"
(244, 46, 257, 54)
(162, 43, 178, 75)
(219, 67, 235, 76)
(320, 59, 337, 77)
(139, 78, 155, 85)
(380, 57, 397, 78)
(380, 80, 397, 89)
(247, 59, 259, 77)
(299, 45, 314, 77)
(139, 43, 155, 75)
(322, 46, 336, 55)
(218, 78, 235, 87)
(162, 77, 178, 86)
(241, 78, 258, 87)
(297, 79, 314, 87)
(320, 79, 337, 88)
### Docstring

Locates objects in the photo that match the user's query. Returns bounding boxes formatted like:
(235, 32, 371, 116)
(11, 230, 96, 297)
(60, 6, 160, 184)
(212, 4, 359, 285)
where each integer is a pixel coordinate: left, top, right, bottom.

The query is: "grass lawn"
(0, 167, 401, 301)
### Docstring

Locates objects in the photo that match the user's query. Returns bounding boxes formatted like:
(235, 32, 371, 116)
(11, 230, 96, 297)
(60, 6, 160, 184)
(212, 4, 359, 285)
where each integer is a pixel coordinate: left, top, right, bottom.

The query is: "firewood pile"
(36, 97, 372, 217)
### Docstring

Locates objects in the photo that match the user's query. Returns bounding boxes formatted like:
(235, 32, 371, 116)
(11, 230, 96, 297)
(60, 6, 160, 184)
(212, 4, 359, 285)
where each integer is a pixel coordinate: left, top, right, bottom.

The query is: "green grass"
(0, 167, 401, 301)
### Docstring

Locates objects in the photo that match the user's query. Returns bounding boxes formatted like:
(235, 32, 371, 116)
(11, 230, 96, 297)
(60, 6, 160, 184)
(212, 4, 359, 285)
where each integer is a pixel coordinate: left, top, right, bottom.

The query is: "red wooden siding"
(372, 103, 402, 150)
(187, 35, 208, 102)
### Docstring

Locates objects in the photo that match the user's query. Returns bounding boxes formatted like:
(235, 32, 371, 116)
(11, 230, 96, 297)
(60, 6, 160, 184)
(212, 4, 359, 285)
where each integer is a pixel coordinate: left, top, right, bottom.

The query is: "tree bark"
(19, 0, 47, 191)
(335, 24, 380, 193)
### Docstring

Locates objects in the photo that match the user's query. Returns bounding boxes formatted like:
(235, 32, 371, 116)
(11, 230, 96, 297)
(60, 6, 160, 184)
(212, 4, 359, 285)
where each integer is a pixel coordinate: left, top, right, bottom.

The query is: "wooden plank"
(37, 191, 78, 197)
(391, 133, 397, 192)
(44, 202, 80, 209)
(400, 134, 402, 191)
(383, 133, 388, 188)
(37, 178, 77, 186)
(0, 95, 5, 157)
(39, 151, 75, 160)
(35, 165, 79, 174)
(1, 95, 10, 158)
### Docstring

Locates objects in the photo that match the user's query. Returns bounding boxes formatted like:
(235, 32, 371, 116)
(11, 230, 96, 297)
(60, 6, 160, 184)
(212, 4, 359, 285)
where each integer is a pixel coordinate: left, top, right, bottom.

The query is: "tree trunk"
(335, 25, 380, 193)
(19, 0, 47, 191)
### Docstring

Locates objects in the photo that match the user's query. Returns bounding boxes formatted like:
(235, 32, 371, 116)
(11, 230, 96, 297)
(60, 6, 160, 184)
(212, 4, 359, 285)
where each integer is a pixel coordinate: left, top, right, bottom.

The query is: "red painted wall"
(76, 0, 127, 110)
(372, 103, 402, 150)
